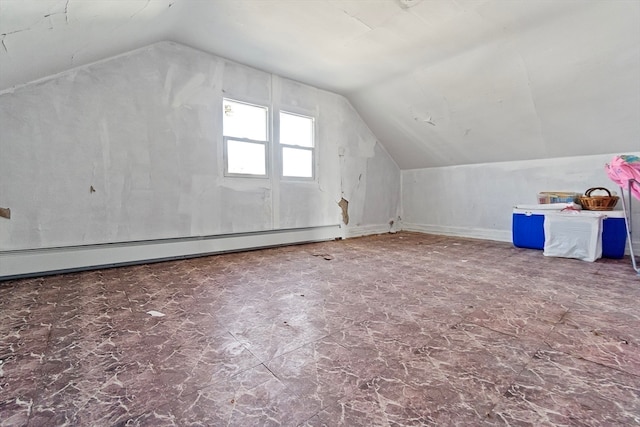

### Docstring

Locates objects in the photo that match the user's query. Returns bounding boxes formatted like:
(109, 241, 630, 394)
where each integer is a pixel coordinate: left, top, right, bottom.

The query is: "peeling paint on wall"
(338, 198, 349, 225)
(0, 0, 179, 92)
(0, 42, 401, 250)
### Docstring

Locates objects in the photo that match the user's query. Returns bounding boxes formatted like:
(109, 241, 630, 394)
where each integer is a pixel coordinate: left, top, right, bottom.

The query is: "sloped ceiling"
(1, 0, 638, 168)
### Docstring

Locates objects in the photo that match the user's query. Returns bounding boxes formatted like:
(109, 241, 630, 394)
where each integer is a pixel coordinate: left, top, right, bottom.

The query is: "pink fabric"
(606, 155, 640, 201)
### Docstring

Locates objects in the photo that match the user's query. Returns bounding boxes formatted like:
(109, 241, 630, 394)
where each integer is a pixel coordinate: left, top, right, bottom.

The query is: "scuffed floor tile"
(0, 232, 638, 426)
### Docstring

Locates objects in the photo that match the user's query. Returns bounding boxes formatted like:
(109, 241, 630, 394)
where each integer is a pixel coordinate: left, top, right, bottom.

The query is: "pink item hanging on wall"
(606, 155, 640, 201)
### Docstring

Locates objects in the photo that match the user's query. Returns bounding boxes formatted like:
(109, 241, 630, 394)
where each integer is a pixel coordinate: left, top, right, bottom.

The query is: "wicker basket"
(578, 187, 619, 211)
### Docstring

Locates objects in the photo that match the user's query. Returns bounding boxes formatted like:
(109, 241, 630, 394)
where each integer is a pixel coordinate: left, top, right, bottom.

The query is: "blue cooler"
(512, 208, 627, 259)
(601, 211, 628, 258)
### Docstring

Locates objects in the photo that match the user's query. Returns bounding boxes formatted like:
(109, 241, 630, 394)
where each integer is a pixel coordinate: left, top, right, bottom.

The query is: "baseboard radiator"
(0, 225, 343, 281)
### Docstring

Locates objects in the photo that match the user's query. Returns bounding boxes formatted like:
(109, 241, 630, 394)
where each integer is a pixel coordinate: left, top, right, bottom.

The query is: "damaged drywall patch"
(338, 197, 349, 225)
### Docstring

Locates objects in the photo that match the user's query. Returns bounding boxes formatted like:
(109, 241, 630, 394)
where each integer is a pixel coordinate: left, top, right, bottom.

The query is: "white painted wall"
(346, 1, 640, 169)
(4, 2, 638, 171)
(0, 41, 400, 253)
(402, 153, 640, 251)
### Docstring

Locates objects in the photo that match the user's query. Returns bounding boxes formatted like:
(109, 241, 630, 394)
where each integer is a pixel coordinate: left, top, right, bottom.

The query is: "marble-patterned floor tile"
(146, 330, 263, 396)
(0, 279, 60, 330)
(1, 231, 638, 426)
(0, 397, 35, 427)
(463, 293, 568, 340)
(357, 315, 452, 349)
(266, 330, 384, 411)
(152, 387, 235, 427)
(399, 322, 538, 419)
(571, 284, 640, 318)
(229, 315, 332, 363)
(151, 363, 322, 427)
(227, 365, 321, 426)
(30, 357, 173, 426)
(312, 378, 499, 427)
(491, 349, 640, 426)
(0, 351, 43, 427)
(544, 311, 640, 376)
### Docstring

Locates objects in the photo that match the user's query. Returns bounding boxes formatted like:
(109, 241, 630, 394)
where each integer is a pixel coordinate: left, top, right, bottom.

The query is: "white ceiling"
(1, 0, 639, 168)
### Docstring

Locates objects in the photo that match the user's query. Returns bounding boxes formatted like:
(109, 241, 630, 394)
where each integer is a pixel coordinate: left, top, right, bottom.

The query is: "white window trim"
(279, 110, 316, 181)
(223, 98, 270, 179)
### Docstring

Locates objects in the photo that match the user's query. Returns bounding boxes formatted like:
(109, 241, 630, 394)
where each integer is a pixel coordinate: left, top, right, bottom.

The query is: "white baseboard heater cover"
(0, 225, 342, 280)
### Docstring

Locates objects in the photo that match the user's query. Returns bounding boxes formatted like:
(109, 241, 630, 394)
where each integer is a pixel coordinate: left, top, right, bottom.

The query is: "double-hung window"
(223, 98, 269, 177)
(279, 111, 315, 179)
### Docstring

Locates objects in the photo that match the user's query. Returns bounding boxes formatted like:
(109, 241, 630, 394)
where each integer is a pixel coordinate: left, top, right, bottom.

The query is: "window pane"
(223, 99, 268, 141)
(282, 147, 313, 178)
(280, 112, 313, 147)
(227, 140, 266, 175)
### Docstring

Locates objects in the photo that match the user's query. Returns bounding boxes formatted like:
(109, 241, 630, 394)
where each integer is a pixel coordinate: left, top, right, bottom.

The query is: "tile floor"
(1, 232, 639, 426)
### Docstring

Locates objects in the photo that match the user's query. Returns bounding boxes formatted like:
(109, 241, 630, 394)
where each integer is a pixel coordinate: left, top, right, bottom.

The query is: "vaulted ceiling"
(1, 0, 638, 168)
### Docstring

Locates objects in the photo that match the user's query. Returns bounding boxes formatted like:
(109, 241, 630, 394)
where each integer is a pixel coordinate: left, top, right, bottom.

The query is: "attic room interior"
(1, 0, 639, 425)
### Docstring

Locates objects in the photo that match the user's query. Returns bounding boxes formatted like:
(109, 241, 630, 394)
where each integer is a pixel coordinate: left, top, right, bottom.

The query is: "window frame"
(278, 110, 316, 181)
(222, 98, 270, 179)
